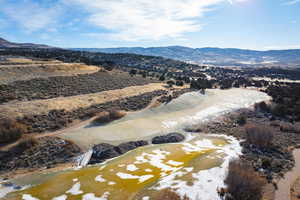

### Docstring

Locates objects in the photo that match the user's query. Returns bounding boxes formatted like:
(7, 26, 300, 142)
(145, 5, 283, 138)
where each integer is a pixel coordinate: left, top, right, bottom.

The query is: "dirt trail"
(275, 149, 300, 200)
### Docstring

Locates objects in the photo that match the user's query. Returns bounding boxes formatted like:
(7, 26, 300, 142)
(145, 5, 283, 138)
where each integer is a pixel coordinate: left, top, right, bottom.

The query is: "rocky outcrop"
(89, 143, 119, 164)
(88, 140, 148, 165)
(152, 133, 185, 144)
(115, 141, 148, 154)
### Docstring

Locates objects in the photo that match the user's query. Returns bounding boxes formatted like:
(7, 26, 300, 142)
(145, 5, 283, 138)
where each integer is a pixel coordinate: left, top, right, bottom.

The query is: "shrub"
(0, 118, 27, 144)
(93, 112, 111, 124)
(245, 124, 274, 148)
(11, 137, 39, 154)
(236, 114, 247, 126)
(224, 160, 266, 200)
(93, 110, 126, 124)
(254, 101, 270, 112)
(154, 189, 190, 200)
(63, 140, 82, 156)
(175, 80, 184, 86)
(270, 120, 281, 127)
(129, 69, 137, 75)
(270, 104, 286, 117)
(159, 75, 166, 81)
(280, 122, 300, 133)
(167, 80, 175, 87)
(109, 109, 126, 120)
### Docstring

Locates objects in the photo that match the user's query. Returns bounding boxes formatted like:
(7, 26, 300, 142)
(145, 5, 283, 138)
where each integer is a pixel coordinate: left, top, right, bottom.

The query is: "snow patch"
(152, 136, 242, 200)
(134, 150, 179, 172)
(116, 172, 154, 183)
(22, 194, 39, 200)
(82, 192, 110, 200)
(167, 160, 184, 166)
(52, 194, 67, 200)
(66, 182, 83, 195)
(126, 164, 138, 171)
(108, 181, 116, 185)
(95, 175, 106, 183)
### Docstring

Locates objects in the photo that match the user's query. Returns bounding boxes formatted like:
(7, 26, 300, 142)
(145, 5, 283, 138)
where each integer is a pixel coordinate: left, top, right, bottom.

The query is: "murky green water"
(5, 135, 241, 200)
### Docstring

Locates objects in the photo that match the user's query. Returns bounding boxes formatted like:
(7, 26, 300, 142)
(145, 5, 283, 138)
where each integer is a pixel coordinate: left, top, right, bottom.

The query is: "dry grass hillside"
(0, 83, 167, 118)
(0, 56, 187, 135)
(0, 57, 99, 84)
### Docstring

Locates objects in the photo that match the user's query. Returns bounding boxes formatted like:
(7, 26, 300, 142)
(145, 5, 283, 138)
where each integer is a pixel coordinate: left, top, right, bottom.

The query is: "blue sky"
(0, 0, 299, 49)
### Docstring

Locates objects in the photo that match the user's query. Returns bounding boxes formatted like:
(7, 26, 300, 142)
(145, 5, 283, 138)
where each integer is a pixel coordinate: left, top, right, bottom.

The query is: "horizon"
(0, 0, 300, 50)
(2, 37, 300, 51)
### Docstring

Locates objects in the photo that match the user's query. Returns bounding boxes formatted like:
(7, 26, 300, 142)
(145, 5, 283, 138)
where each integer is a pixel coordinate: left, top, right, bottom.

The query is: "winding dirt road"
(275, 149, 300, 200)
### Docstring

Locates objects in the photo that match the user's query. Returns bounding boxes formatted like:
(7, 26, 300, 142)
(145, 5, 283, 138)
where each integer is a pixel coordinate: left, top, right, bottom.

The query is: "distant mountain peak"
(0, 37, 7, 42)
(0, 37, 54, 49)
(72, 46, 300, 67)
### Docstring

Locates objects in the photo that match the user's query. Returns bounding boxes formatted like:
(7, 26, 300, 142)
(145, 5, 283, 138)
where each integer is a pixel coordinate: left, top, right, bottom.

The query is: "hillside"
(73, 46, 300, 67)
(0, 37, 54, 49)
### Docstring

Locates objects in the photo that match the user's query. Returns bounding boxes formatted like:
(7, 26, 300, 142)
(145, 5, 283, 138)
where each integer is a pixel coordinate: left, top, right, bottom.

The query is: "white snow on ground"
(185, 133, 197, 142)
(72, 178, 78, 182)
(126, 164, 138, 171)
(0, 184, 30, 199)
(82, 192, 110, 200)
(145, 169, 152, 172)
(138, 175, 154, 183)
(134, 150, 179, 172)
(166, 160, 184, 166)
(95, 175, 106, 183)
(142, 196, 150, 200)
(74, 166, 82, 171)
(152, 135, 242, 200)
(99, 165, 106, 171)
(52, 194, 67, 200)
(22, 194, 39, 200)
(116, 172, 154, 183)
(184, 167, 194, 173)
(162, 89, 271, 130)
(108, 181, 116, 185)
(76, 149, 93, 166)
(116, 172, 139, 179)
(0, 185, 15, 198)
(66, 182, 83, 195)
(182, 139, 216, 153)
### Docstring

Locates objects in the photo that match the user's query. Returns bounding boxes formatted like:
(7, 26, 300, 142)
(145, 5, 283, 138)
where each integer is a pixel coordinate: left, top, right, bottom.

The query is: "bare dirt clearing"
(0, 58, 99, 84)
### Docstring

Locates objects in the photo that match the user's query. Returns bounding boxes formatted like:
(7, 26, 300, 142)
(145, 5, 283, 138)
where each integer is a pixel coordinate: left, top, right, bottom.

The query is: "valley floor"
(1, 55, 300, 200)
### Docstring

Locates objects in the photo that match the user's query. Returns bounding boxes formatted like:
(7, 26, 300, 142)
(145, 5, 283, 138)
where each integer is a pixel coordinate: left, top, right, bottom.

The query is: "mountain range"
(0, 37, 53, 49)
(72, 46, 300, 67)
(1, 37, 300, 67)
